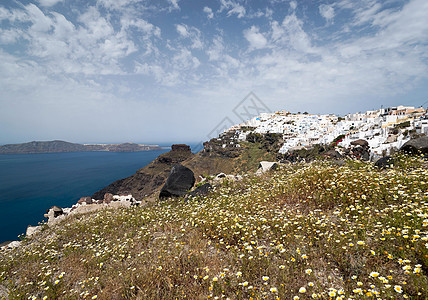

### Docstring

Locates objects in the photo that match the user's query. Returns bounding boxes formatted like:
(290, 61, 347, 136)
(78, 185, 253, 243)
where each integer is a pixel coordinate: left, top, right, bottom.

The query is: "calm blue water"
(0, 149, 169, 243)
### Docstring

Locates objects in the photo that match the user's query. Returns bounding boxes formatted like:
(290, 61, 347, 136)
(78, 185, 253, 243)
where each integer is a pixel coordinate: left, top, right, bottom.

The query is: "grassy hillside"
(1, 154, 427, 299)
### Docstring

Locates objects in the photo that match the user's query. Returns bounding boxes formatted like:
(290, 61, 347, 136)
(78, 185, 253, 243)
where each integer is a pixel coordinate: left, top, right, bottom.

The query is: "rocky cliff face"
(92, 145, 194, 200)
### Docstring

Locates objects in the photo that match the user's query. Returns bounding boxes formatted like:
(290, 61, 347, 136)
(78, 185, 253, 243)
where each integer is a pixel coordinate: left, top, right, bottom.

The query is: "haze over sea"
(0, 149, 170, 243)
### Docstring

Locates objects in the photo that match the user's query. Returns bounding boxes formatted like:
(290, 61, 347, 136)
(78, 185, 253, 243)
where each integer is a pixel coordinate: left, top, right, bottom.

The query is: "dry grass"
(1, 154, 428, 299)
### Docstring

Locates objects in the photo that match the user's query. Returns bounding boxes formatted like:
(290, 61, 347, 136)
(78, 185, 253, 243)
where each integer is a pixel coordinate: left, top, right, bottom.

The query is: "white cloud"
(0, 4, 162, 76)
(0, 28, 23, 44)
(206, 36, 224, 61)
(352, 2, 383, 26)
(175, 24, 203, 49)
(227, 5, 246, 18)
(219, 0, 246, 18)
(271, 14, 316, 54)
(97, 0, 137, 10)
(173, 48, 200, 69)
(319, 4, 335, 23)
(176, 24, 189, 37)
(26, 4, 53, 32)
(244, 26, 267, 50)
(203, 6, 214, 19)
(36, 0, 63, 7)
(121, 18, 161, 37)
(168, 0, 180, 11)
(289, 1, 297, 10)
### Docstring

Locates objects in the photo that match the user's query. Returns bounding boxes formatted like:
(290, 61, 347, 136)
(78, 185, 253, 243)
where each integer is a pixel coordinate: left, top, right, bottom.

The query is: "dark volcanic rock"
(375, 156, 394, 169)
(362, 151, 370, 161)
(351, 139, 369, 147)
(400, 136, 428, 154)
(172, 144, 191, 152)
(103, 193, 114, 204)
(49, 206, 63, 217)
(323, 149, 342, 159)
(157, 156, 173, 164)
(78, 197, 93, 205)
(92, 145, 194, 200)
(349, 139, 370, 161)
(159, 165, 195, 199)
(187, 183, 213, 198)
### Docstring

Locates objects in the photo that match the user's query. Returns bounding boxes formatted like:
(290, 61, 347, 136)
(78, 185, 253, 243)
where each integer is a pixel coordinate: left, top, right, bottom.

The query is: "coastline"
(0, 149, 170, 244)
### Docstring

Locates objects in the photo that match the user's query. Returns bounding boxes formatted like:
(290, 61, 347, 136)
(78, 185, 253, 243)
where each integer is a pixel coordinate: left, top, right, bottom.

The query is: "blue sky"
(1, 0, 427, 144)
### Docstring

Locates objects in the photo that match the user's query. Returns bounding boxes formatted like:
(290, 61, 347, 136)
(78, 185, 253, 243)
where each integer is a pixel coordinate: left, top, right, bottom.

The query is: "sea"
(0, 149, 170, 243)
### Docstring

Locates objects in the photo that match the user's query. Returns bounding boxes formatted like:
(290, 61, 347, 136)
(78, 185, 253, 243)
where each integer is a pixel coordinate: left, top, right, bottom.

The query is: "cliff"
(0, 140, 162, 154)
(91, 133, 283, 201)
(92, 144, 195, 200)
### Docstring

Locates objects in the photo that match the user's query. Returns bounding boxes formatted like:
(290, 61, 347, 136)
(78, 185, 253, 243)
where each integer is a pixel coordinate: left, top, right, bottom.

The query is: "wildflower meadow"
(1, 154, 427, 299)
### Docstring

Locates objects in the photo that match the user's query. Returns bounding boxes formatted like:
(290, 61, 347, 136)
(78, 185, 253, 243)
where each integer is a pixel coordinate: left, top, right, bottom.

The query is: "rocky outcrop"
(26, 226, 42, 237)
(77, 197, 93, 205)
(348, 139, 370, 161)
(375, 156, 394, 169)
(92, 145, 194, 200)
(159, 165, 195, 199)
(103, 193, 114, 204)
(322, 149, 342, 159)
(400, 136, 428, 154)
(187, 183, 213, 198)
(202, 131, 243, 158)
(0, 241, 21, 250)
(43, 206, 64, 223)
(350, 139, 369, 147)
(172, 144, 191, 152)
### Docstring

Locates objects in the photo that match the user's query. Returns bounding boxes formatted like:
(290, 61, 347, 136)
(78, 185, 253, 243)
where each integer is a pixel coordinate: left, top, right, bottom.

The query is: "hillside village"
(226, 105, 427, 160)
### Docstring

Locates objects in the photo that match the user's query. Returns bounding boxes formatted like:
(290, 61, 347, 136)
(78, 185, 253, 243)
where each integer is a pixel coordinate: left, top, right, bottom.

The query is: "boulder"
(159, 165, 195, 199)
(351, 139, 369, 147)
(44, 206, 64, 223)
(77, 197, 93, 205)
(50, 205, 63, 217)
(323, 149, 342, 159)
(331, 160, 345, 167)
(216, 173, 226, 179)
(26, 225, 41, 237)
(400, 136, 428, 154)
(361, 151, 370, 161)
(187, 183, 213, 198)
(1, 241, 21, 250)
(256, 161, 279, 174)
(375, 156, 394, 169)
(103, 193, 114, 204)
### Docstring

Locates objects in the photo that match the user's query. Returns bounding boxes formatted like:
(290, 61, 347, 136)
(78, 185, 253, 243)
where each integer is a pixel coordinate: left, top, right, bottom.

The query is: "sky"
(1, 0, 427, 145)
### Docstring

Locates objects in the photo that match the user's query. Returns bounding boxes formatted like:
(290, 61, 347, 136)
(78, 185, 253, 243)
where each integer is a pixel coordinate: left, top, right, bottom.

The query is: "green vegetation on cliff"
(1, 154, 427, 299)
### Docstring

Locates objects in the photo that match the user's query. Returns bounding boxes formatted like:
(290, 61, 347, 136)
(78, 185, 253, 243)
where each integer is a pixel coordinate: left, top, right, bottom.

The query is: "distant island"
(0, 140, 165, 154)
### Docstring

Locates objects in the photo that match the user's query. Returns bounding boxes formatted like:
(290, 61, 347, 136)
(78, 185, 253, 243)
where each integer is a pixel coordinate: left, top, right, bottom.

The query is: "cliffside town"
(225, 105, 427, 160)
